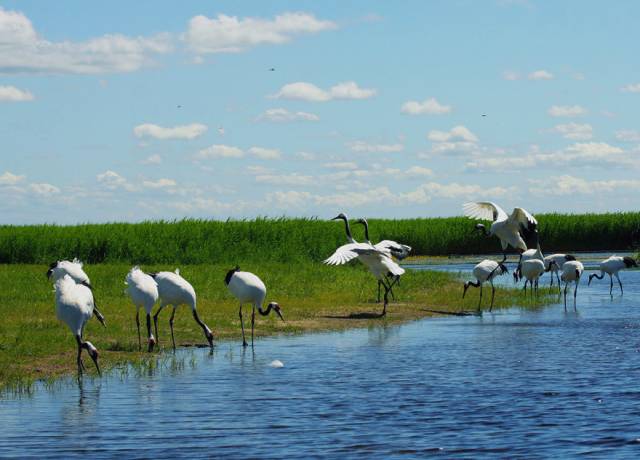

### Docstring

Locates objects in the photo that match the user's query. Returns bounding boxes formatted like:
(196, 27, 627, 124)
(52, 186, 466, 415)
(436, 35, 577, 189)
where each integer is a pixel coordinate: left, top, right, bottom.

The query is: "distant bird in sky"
(224, 266, 284, 347)
(268, 67, 275, 71)
(561, 260, 584, 309)
(464, 201, 538, 267)
(481, 114, 487, 117)
(463, 259, 509, 311)
(54, 275, 101, 376)
(125, 266, 159, 352)
(177, 105, 182, 108)
(588, 255, 638, 295)
(47, 259, 106, 327)
(150, 269, 214, 351)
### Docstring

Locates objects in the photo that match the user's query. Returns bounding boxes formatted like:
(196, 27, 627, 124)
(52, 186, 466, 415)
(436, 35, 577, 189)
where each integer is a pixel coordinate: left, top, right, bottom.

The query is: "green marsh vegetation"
(1, 213, 638, 265)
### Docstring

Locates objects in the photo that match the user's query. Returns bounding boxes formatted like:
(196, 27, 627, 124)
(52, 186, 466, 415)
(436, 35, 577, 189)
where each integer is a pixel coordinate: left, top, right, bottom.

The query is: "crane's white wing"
(323, 243, 364, 265)
(463, 202, 508, 222)
(374, 240, 412, 259)
(508, 207, 537, 228)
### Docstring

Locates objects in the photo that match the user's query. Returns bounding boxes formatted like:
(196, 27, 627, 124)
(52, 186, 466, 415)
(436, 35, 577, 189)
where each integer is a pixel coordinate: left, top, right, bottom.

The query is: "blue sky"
(1, 1, 639, 224)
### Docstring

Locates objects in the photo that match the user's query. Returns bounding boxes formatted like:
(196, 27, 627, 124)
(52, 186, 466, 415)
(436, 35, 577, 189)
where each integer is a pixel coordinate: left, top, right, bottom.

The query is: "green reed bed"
(1, 213, 638, 265)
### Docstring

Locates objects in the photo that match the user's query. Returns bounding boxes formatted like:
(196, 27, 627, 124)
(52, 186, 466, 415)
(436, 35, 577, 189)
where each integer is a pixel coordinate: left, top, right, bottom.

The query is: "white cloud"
(616, 130, 640, 142)
(0, 171, 26, 185)
(196, 144, 244, 159)
(0, 85, 34, 101)
(348, 141, 404, 153)
(427, 125, 478, 142)
(401, 97, 452, 115)
(530, 175, 640, 196)
(267, 190, 313, 208)
(256, 173, 314, 186)
(28, 183, 60, 196)
(142, 178, 176, 189)
(248, 146, 282, 160)
(270, 81, 376, 102)
(548, 105, 587, 117)
(324, 162, 358, 170)
(465, 156, 537, 173)
(133, 123, 207, 140)
(184, 12, 336, 54)
(97, 170, 136, 191)
(140, 154, 162, 165)
(528, 70, 554, 80)
(257, 108, 319, 122)
(551, 123, 593, 140)
(0, 7, 172, 74)
(404, 166, 434, 177)
(621, 83, 640, 93)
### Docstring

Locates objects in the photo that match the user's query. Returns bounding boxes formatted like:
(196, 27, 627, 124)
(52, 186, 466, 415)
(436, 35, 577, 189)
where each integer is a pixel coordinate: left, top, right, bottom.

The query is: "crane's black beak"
(274, 306, 285, 322)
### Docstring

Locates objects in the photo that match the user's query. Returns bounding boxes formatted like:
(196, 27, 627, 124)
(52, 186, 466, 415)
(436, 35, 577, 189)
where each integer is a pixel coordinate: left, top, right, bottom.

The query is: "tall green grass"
(1, 213, 639, 264)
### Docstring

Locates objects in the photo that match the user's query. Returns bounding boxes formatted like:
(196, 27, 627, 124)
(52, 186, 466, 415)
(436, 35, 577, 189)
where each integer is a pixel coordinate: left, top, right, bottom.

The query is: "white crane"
(463, 259, 509, 311)
(150, 269, 214, 351)
(561, 260, 584, 309)
(463, 202, 538, 268)
(588, 255, 638, 295)
(520, 259, 548, 297)
(54, 274, 101, 376)
(125, 266, 159, 352)
(544, 254, 576, 292)
(355, 217, 411, 301)
(47, 258, 106, 327)
(224, 266, 284, 347)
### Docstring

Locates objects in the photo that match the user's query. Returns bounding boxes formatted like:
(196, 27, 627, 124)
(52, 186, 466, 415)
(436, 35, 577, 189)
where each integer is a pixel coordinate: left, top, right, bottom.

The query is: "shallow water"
(3, 263, 640, 458)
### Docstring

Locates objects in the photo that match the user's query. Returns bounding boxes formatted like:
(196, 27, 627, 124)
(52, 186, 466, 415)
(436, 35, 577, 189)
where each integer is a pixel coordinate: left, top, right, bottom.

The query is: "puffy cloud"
(97, 170, 136, 191)
(465, 156, 537, 173)
(528, 70, 554, 80)
(0, 7, 171, 74)
(184, 12, 336, 54)
(0, 171, 26, 185)
(248, 146, 282, 160)
(551, 123, 593, 140)
(548, 105, 587, 117)
(142, 178, 176, 189)
(621, 83, 640, 93)
(270, 81, 376, 101)
(404, 166, 434, 177)
(348, 141, 403, 153)
(615, 130, 640, 142)
(401, 97, 451, 115)
(0, 85, 34, 101)
(427, 125, 478, 142)
(29, 183, 60, 196)
(196, 144, 244, 159)
(295, 151, 316, 160)
(324, 162, 358, 170)
(256, 173, 314, 186)
(267, 190, 313, 208)
(133, 123, 207, 140)
(256, 108, 319, 122)
(529, 175, 640, 196)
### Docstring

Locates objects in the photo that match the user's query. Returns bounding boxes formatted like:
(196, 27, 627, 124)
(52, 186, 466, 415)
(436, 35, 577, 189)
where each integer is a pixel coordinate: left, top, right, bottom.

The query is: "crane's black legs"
(75, 334, 84, 376)
(239, 304, 248, 347)
(616, 274, 623, 295)
(563, 282, 568, 310)
(146, 313, 155, 352)
(169, 306, 177, 351)
(153, 304, 166, 345)
(490, 281, 496, 311)
(251, 306, 255, 347)
(135, 310, 141, 351)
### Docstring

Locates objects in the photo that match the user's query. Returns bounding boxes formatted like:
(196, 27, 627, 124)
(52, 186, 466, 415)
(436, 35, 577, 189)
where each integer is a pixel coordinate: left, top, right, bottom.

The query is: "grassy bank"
(1, 213, 639, 264)
(0, 262, 544, 392)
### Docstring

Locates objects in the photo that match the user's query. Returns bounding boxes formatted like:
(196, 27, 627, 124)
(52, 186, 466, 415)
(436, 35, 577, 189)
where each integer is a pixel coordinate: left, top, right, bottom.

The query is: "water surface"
(2, 262, 640, 458)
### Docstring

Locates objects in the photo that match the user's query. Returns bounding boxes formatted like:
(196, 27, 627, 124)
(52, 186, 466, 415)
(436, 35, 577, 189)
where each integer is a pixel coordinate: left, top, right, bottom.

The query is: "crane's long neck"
(257, 304, 274, 316)
(361, 219, 371, 244)
(340, 216, 355, 243)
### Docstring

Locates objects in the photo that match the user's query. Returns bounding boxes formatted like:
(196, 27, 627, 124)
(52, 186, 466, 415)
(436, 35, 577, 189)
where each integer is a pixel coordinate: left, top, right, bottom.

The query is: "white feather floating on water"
(269, 360, 284, 368)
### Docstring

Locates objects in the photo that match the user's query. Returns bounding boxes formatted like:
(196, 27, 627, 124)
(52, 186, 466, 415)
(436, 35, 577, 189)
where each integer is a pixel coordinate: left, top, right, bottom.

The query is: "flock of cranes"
(46, 203, 637, 376)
